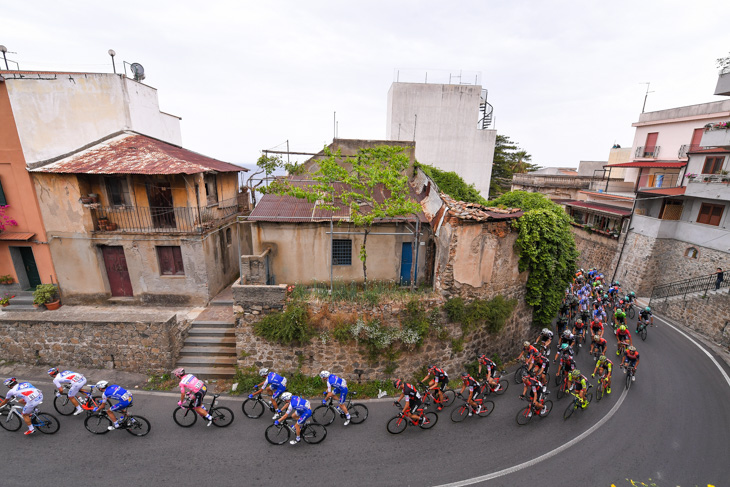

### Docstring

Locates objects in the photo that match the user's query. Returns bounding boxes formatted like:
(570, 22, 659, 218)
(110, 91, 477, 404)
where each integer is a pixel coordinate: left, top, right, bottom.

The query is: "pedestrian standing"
(715, 268, 724, 291)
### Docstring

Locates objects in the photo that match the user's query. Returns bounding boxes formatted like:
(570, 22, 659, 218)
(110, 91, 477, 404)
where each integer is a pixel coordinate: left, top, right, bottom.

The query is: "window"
(690, 128, 704, 151)
(105, 176, 131, 206)
(643, 132, 659, 157)
(226, 228, 232, 245)
(332, 239, 352, 266)
(157, 246, 185, 275)
(696, 203, 724, 226)
(702, 156, 725, 175)
(0, 178, 6, 206)
(204, 174, 218, 206)
(684, 247, 699, 259)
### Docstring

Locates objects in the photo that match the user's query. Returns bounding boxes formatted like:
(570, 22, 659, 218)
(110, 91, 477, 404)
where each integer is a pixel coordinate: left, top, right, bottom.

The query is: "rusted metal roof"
(606, 161, 686, 168)
(563, 201, 632, 217)
(30, 132, 246, 175)
(441, 194, 523, 221)
(0, 232, 35, 241)
(637, 186, 687, 196)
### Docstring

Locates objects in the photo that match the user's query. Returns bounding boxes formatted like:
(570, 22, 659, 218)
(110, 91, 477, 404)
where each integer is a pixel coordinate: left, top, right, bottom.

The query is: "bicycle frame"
(61, 384, 101, 412)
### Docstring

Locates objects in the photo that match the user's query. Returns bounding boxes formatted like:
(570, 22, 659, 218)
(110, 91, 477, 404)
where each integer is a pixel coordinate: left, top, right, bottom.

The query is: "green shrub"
(483, 295, 517, 333)
(444, 297, 465, 322)
(445, 295, 517, 335)
(401, 299, 430, 346)
(332, 322, 352, 342)
(253, 303, 313, 345)
(451, 337, 464, 353)
(33, 284, 59, 305)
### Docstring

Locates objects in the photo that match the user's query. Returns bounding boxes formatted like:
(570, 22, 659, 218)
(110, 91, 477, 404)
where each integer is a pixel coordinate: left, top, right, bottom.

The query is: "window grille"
(332, 239, 352, 266)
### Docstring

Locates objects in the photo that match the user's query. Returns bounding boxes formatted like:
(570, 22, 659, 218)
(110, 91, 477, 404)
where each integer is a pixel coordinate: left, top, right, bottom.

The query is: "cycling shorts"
(595, 343, 607, 353)
(625, 359, 637, 368)
(405, 396, 422, 411)
(295, 408, 312, 425)
(22, 393, 44, 415)
(537, 362, 549, 374)
(110, 398, 132, 412)
(67, 378, 88, 398)
(191, 385, 207, 408)
(271, 384, 287, 399)
(336, 387, 348, 404)
(437, 377, 449, 389)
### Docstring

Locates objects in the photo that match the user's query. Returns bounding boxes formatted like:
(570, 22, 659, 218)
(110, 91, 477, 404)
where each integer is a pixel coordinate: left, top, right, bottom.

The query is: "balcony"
(636, 172, 681, 191)
(635, 146, 661, 159)
(678, 144, 708, 159)
(90, 195, 247, 233)
(631, 214, 729, 252)
(511, 174, 592, 189)
(685, 174, 730, 199)
(700, 125, 730, 149)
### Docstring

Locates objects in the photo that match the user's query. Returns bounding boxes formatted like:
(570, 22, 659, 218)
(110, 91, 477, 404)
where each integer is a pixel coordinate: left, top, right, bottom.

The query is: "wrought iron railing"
(650, 273, 729, 302)
(636, 172, 681, 190)
(635, 146, 661, 159)
(91, 195, 246, 233)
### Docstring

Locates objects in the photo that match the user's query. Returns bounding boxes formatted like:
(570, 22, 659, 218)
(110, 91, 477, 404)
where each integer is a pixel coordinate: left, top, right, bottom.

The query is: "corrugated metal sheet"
(0, 232, 35, 241)
(606, 161, 686, 168)
(30, 132, 246, 175)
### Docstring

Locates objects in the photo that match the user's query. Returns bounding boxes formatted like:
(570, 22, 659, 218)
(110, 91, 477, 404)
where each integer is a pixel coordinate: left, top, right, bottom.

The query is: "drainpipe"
(413, 218, 421, 285)
(237, 218, 243, 285)
(611, 196, 638, 285)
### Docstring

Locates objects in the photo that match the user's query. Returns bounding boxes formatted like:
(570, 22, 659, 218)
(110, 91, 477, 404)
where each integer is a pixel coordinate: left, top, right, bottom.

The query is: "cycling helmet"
(523, 341, 530, 348)
(562, 330, 571, 338)
(393, 379, 403, 390)
(599, 355, 607, 362)
(47, 367, 59, 377)
(95, 380, 109, 390)
(172, 367, 185, 378)
(618, 325, 627, 331)
(258, 368, 269, 377)
(319, 370, 330, 379)
(4, 377, 17, 388)
(628, 346, 637, 352)
(541, 328, 550, 335)
(571, 369, 581, 378)
(630, 292, 635, 297)
(593, 335, 600, 342)
(645, 307, 651, 312)
(461, 371, 470, 378)
(575, 319, 583, 324)
(280, 392, 292, 402)
(560, 343, 569, 351)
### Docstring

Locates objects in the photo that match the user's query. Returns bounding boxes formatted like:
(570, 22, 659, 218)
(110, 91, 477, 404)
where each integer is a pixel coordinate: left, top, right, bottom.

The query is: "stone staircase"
(1, 291, 42, 312)
(175, 288, 237, 379)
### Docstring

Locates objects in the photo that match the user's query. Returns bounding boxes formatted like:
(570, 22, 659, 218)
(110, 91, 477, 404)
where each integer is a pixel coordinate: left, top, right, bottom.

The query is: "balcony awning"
(605, 161, 686, 168)
(563, 201, 632, 217)
(0, 232, 35, 241)
(637, 187, 686, 196)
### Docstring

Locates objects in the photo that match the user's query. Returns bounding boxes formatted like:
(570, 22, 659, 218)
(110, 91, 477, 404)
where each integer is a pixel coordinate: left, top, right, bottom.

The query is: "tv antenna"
(640, 82, 654, 113)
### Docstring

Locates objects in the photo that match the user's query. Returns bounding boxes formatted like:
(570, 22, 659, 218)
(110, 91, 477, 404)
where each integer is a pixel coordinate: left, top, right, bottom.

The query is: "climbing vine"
(488, 191, 578, 327)
(416, 162, 488, 205)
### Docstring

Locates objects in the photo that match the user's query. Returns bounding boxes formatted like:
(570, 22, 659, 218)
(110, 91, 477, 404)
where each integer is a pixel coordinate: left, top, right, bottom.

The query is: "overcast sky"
(2, 1, 727, 171)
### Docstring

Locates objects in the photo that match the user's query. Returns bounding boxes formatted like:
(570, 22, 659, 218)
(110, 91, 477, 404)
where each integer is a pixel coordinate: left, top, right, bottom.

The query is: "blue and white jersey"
(6, 382, 42, 402)
(578, 297, 589, 311)
(287, 396, 311, 414)
(263, 372, 287, 389)
(100, 385, 132, 404)
(326, 374, 347, 393)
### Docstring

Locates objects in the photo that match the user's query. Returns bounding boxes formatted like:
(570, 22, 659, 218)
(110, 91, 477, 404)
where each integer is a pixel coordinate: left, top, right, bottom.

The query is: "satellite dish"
(130, 63, 145, 81)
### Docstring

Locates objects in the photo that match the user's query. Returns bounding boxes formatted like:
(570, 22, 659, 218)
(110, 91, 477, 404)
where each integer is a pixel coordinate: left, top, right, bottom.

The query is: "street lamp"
(0, 46, 8, 70)
(108, 49, 116, 74)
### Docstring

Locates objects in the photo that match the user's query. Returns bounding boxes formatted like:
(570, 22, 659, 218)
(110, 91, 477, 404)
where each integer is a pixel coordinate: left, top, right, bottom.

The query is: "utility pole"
(641, 82, 654, 113)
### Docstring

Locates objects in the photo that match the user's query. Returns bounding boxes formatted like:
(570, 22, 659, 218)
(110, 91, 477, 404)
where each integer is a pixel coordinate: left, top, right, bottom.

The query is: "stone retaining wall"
(0, 313, 190, 374)
(651, 291, 730, 348)
(571, 227, 621, 275)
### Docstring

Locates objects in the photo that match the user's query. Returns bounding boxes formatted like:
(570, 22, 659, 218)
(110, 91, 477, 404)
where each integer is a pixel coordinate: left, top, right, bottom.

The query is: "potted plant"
(33, 284, 61, 310)
(97, 217, 109, 231)
(0, 293, 13, 307)
(0, 274, 14, 285)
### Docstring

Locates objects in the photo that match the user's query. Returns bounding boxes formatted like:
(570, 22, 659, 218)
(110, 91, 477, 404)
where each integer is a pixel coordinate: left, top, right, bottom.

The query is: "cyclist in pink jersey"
(173, 368, 214, 426)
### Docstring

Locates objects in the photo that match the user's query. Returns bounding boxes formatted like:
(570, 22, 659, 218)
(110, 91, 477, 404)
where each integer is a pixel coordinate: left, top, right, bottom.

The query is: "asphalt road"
(2, 313, 728, 487)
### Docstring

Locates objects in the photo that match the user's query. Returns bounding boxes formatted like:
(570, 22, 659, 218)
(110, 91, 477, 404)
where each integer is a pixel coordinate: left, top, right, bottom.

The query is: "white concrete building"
(386, 82, 496, 198)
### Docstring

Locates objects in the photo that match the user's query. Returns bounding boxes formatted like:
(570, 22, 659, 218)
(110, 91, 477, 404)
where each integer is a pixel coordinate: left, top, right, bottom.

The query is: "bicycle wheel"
(479, 383, 490, 397)
(312, 405, 335, 425)
(34, 412, 60, 434)
(348, 404, 368, 424)
(242, 398, 265, 419)
(0, 411, 22, 431)
(596, 383, 604, 402)
(211, 406, 234, 427)
(495, 379, 509, 395)
(302, 423, 327, 444)
(556, 384, 566, 400)
(125, 415, 151, 437)
(539, 400, 553, 418)
(265, 423, 290, 445)
(628, 306, 635, 319)
(441, 389, 456, 407)
(450, 404, 470, 423)
(172, 407, 198, 427)
(514, 366, 527, 384)
(53, 394, 76, 416)
(477, 400, 495, 418)
(554, 369, 562, 387)
(563, 401, 576, 420)
(625, 372, 632, 391)
(386, 415, 408, 434)
(640, 326, 647, 341)
(419, 412, 438, 429)
(586, 392, 593, 404)
(84, 413, 112, 434)
(516, 406, 533, 425)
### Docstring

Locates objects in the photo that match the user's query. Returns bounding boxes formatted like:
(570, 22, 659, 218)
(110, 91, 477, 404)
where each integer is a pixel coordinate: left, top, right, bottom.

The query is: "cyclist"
(93, 381, 133, 430)
(590, 334, 608, 359)
(555, 343, 576, 382)
(534, 328, 554, 353)
(456, 372, 482, 415)
(319, 370, 351, 425)
(622, 346, 640, 381)
(249, 368, 288, 418)
(477, 354, 502, 392)
(274, 392, 312, 445)
(592, 303, 607, 323)
(567, 369, 589, 409)
(638, 307, 654, 333)
(173, 368, 214, 426)
(556, 312, 570, 336)
(533, 353, 550, 386)
(421, 365, 449, 411)
(578, 295, 591, 324)
(626, 291, 637, 306)
(590, 317, 605, 339)
(48, 367, 87, 416)
(517, 341, 539, 372)
(393, 379, 428, 425)
(0, 378, 43, 435)
(592, 355, 613, 394)
(572, 318, 587, 347)
(557, 329, 575, 351)
(615, 325, 632, 356)
(520, 373, 548, 417)
(614, 307, 627, 328)
(569, 293, 579, 320)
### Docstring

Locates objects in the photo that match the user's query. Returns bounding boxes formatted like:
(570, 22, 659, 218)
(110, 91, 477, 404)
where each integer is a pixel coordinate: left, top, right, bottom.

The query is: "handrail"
(649, 272, 729, 303)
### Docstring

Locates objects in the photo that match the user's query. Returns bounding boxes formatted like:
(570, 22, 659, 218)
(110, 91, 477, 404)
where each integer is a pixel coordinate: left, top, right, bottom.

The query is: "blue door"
(400, 242, 412, 285)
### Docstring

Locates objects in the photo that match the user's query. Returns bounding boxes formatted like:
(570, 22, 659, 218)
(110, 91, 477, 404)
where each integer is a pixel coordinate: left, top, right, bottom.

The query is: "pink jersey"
(179, 374, 205, 394)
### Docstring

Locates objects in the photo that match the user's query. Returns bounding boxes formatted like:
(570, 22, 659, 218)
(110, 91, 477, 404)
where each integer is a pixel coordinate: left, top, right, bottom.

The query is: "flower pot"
(81, 197, 93, 204)
(45, 300, 61, 310)
(106, 222, 118, 231)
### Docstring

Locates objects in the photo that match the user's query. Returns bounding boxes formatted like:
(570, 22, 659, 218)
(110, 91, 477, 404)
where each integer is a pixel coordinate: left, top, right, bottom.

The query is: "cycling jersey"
(461, 374, 479, 391)
(559, 332, 574, 346)
(263, 372, 287, 398)
(478, 355, 497, 377)
(534, 355, 550, 372)
(326, 374, 348, 403)
(561, 356, 576, 372)
(593, 337, 608, 351)
(100, 385, 133, 411)
(571, 375, 588, 392)
(53, 370, 87, 397)
(597, 358, 613, 373)
(639, 310, 652, 321)
(428, 367, 449, 383)
(6, 382, 43, 415)
(179, 374, 206, 395)
(590, 320, 604, 333)
(539, 330, 554, 342)
(402, 383, 422, 405)
(574, 320, 586, 330)
(287, 396, 312, 424)
(616, 329, 630, 341)
(523, 345, 539, 359)
(625, 350, 640, 362)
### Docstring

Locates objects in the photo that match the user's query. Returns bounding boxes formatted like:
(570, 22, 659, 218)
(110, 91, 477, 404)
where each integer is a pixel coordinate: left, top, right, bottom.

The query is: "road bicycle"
(84, 406, 151, 436)
(387, 404, 438, 434)
(242, 389, 282, 419)
(636, 318, 649, 341)
(627, 303, 636, 320)
(0, 399, 60, 434)
(450, 394, 494, 422)
(563, 386, 593, 420)
(555, 373, 570, 400)
(622, 365, 637, 390)
(515, 392, 553, 425)
(312, 391, 368, 425)
(419, 383, 456, 410)
(595, 371, 611, 402)
(478, 371, 509, 396)
(54, 384, 102, 416)
(173, 393, 234, 427)
(573, 329, 585, 355)
(554, 360, 569, 387)
(514, 363, 529, 384)
(265, 417, 327, 445)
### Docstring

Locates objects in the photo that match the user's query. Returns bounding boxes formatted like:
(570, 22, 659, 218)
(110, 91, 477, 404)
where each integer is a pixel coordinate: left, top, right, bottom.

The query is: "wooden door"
(19, 247, 41, 289)
(146, 181, 176, 229)
(101, 246, 133, 297)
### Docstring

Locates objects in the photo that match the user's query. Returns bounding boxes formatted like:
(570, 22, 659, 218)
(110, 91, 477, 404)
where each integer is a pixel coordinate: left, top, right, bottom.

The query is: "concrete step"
(180, 346, 238, 357)
(210, 299, 234, 306)
(180, 366, 236, 379)
(8, 296, 34, 306)
(187, 328, 235, 337)
(2, 304, 43, 312)
(190, 320, 235, 328)
(176, 356, 237, 367)
(183, 336, 236, 347)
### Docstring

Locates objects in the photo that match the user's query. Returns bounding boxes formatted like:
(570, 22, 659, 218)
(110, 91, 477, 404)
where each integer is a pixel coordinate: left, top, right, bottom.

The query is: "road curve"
(1, 313, 728, 487)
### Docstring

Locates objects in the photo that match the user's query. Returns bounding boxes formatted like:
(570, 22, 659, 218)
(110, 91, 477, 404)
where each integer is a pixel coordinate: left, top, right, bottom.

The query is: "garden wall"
(571, 226, 621, 275)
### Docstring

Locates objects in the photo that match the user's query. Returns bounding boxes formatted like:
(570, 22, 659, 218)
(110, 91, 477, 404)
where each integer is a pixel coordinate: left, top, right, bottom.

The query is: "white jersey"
(52, 370, 86, 389)
(6, 382, 42, 403)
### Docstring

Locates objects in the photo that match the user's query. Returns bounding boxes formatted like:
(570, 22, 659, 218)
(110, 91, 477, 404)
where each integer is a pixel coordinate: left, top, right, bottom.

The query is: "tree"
(264, 145, 422, 287)
(489, 135, 539, 198)
(246, 154, 302, 206)
(488, 191, 578, 327)
(416, 162, 488, 205)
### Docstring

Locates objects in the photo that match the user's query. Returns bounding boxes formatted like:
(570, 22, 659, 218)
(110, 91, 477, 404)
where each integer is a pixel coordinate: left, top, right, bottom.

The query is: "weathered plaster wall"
(651, 291, 730, 348)
(203, 222, 240, 298)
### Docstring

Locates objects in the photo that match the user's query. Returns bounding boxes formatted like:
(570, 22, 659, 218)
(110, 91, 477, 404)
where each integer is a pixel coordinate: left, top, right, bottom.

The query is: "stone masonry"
(651, 290, 730, 349)
(571, 226, 621, 275)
